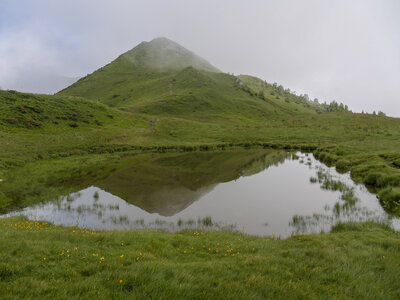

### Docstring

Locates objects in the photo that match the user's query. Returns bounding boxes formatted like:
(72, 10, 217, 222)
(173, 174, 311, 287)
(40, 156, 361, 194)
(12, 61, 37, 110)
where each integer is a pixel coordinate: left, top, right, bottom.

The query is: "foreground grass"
(0, 217, 399, 299)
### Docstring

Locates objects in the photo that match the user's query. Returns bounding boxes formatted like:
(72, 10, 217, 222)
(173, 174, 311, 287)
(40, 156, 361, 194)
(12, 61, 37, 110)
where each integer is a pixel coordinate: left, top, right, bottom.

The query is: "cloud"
(0, 0, 399, 115)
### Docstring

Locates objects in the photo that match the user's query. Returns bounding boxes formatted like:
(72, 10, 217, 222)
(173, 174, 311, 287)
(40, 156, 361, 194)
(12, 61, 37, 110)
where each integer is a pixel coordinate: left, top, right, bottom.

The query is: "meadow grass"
(0, 217, 399, 299)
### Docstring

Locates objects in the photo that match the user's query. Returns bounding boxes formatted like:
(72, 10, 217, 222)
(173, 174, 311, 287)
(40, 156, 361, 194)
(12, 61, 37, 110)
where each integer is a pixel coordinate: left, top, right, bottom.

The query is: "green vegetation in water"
(293, 167, 391, 234)
(0, 217, 399, 299)
(309, 177, 318, 183)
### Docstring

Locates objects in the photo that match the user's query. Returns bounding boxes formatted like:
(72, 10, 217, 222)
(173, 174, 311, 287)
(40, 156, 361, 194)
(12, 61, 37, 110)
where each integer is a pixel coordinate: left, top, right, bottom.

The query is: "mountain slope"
(58, 37, 323, 121)
(0, 90, 124, 131)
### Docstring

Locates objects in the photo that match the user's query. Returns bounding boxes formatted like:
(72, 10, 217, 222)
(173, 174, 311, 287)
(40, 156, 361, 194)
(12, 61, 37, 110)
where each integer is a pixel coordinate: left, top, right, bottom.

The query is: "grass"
(0, 217, 399, 299)
(0, 89, 128, 131)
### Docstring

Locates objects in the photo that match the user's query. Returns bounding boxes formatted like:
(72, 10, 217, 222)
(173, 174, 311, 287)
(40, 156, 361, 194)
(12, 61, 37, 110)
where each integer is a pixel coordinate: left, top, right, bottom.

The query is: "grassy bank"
(0, 217, 399, 299)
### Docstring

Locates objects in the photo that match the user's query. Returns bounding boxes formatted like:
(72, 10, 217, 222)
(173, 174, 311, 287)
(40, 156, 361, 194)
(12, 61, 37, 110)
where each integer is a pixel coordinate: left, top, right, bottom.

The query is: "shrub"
(5, 118, 18, 124)
(199, 145, 210, 151)
(392, 159, 400, 168)
(315, 152, 337, 166)
(27, 120, 42, 127)
(17, 105, 27, 113)
(378, 187, 400, 212)
(363, 172, 382, 186)
(0, 263, 14, 281)
(69, 122, 79, 128)
(300, 145, 317, 151)
(336, 159, 350, 173)
(377, 175, 400, 188)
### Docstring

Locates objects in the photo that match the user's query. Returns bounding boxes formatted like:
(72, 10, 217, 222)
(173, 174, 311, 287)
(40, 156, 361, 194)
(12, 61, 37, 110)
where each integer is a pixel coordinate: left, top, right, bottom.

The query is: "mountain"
(58, 37, 325, 121)
(119, 37, 220, 72)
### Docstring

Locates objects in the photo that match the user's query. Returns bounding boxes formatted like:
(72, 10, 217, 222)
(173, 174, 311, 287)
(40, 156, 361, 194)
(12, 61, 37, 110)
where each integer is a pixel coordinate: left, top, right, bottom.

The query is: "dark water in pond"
(2, 150, 399, 237)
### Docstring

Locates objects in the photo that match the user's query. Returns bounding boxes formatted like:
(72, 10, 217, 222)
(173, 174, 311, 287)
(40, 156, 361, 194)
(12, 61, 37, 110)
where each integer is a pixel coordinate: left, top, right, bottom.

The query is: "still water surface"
(3, 150, 399, 237)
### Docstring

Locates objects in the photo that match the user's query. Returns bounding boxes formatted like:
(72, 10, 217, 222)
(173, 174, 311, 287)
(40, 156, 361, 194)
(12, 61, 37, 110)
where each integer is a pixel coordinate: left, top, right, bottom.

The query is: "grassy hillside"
(59, 66, 293, 122)
(57, 38, 350, 124)
(238, 74, 350, 114)
(58, 38, 314, 121)
(0, 89, 138, 163)
(238, 74, 322, 113)
(0, 90, 124, 131)
(0, 217, 399, 299)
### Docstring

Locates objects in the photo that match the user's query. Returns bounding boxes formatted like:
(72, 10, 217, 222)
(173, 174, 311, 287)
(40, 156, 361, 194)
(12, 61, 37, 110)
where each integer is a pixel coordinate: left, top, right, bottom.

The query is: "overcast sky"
(0, 0, 399, 116)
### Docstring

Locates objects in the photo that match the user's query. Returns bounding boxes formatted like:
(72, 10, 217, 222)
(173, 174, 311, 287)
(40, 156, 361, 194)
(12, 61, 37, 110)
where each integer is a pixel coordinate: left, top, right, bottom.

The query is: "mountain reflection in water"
(2, 150, 399, 237)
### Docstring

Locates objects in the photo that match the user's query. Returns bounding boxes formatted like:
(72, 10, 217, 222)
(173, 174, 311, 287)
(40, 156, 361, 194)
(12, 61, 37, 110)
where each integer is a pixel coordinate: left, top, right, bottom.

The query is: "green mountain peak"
(118, 37, 220, 72)
(58, 38, 342, 119)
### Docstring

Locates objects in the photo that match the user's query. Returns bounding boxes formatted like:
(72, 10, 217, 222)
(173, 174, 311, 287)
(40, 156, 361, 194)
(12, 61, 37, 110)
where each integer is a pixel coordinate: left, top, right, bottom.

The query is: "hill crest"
(118, 37, 220, 73)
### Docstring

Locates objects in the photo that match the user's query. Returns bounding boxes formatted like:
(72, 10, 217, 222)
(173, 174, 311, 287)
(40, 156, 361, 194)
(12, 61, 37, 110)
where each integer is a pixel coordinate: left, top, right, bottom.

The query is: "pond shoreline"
(2, 151, 398, 238)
